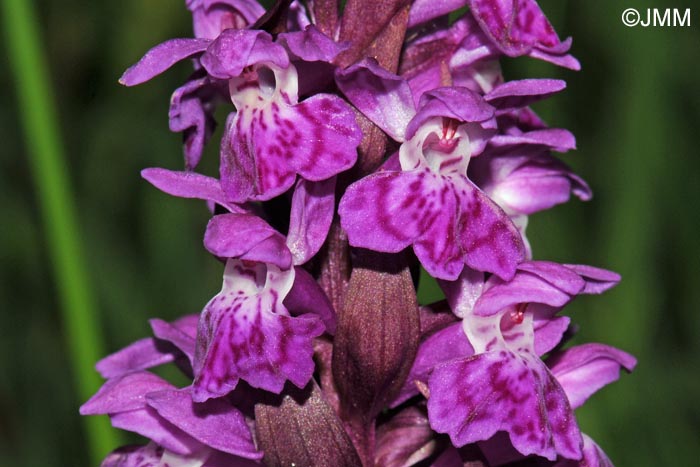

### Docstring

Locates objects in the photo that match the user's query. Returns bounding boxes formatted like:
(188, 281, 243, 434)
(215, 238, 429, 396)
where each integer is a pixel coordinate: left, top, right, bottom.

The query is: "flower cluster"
(82, 1, 635, 466)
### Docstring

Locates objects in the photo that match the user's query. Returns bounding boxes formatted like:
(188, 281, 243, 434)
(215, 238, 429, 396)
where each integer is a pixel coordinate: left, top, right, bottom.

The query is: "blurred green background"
(1, 0, 698, 465)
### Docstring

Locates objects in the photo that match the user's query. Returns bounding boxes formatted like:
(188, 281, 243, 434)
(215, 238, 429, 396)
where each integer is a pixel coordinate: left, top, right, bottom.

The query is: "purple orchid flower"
(120, 28, 361, 199)
(192, 257, 325, 401)
(80, 316, 263, 465)
(205, 28, 361, 202)
(426, 262, 624, 461)
(139, 168, 331, 400)
(337, 60, 525, 280)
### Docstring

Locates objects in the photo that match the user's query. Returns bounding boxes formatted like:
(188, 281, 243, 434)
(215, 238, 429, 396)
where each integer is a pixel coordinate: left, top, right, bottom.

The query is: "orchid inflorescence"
(80, 1, 636, 466)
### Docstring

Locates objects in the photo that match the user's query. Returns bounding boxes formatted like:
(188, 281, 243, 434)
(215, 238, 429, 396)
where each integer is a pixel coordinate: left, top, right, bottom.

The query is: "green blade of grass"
(1, 0, 121, 463)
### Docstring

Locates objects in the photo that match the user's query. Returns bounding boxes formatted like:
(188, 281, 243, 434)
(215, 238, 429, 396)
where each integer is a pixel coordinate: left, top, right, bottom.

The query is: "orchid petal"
(489, 128, 576, 152)
(474, 262, 585, 316)
(408, 0, 468, 27)
(95, 337, 178, 379)
(168, 75, 223, 170)
(141, 168, 241, 213)
(407, 87, 496, 140)
(340, 170, 440, 254)
(284, 266, 337, 335)
(428, 351, 582, 460)
(485, 79, 566, 113)
(563, 264, 621, 294)
(190, 0, 265, 39)
(110, 408, 203, 456)
(287, 178, 336, 265)
(120, 39, 211, 86)
(393, 321, 474, 407)
(200, 29, 288, 80)
(146, 388, 261, 459)
(467, 0, 580, 70)
(454, 179, 524, 280)
(149, 315, 199, 364)
(335, 59, 416, 141)
(80, 372, 174, 414)
(203, 213, 292, 269)
(278, 25, 349, 62)
(100, 443, 166, 467)
(548, 343, 637, 410)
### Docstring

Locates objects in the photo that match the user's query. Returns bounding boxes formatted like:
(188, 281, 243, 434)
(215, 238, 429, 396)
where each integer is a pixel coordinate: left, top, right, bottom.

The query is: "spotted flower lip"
(192, 258, 325, 401)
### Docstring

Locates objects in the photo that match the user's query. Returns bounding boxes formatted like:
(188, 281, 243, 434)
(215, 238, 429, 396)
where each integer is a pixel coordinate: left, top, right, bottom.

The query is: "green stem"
(1, 0, 121, 463)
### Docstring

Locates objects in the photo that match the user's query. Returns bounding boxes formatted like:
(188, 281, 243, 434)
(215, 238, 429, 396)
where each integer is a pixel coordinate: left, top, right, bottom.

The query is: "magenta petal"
(474, 264, 583, 316)
(413, 183, 465, 280)
(455, 180, 525, 280)
(517, 261, 586, 295)
(190, 0, 265, 39)
(200, 29, 288, 79)
(467, 0, 573, 60)
(490, 128, 576, 152)
(287, 94, 362, 180)
(80, 372, 174, 415)
(563, 264, 621, 294)
(141, 168, 241, 213)
(110, 408, 203, 456)
(533, 315, 570, 355)
(393, 322, 474, 407)
(146, 388, 261, 459)
(284, 266, 337, 335)
(407, 87, 496, 140)
(335, 59, 416, 141)
(529, 46, 581, 71)
(428, 351, 582, 461)
(203, 213, 292, 269)
(490, 155, 592, 215)
(100, 444, 165, 467)
(120, 39, 211, 86)
(485, 79, 566, 113)
(340, 171, 438, 254)
(278, 25, 349, 62)
(149, 315, 198, 364)
(408, 0, 468, 27)
(168, 75, 222, 170)
(95, 337, 176, 379)
(341, 170, 469, 279)
(548, 343, 636, 410)
(287, 177, 336, 265)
